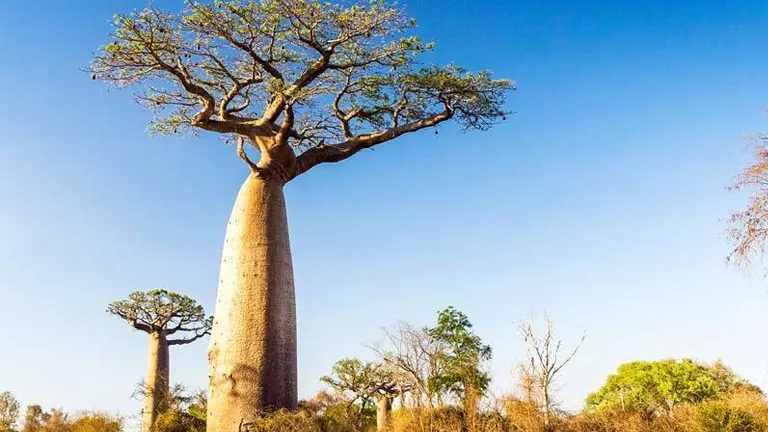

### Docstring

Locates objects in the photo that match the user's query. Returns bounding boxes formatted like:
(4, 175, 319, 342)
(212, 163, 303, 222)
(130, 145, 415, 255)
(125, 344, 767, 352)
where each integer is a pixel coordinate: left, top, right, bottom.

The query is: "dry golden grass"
(180, 390, 768, 432)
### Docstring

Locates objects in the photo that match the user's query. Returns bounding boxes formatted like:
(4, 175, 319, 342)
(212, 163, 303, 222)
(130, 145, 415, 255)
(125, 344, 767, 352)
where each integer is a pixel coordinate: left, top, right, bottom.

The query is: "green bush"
(696, 401, 758, 432)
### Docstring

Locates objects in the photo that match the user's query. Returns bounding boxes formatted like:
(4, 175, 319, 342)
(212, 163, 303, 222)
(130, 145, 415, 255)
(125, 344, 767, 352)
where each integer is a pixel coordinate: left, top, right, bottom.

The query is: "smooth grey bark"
(377, 397, 393, 431)
(207, 174, 297, 431)
(143, 331, 170, 432)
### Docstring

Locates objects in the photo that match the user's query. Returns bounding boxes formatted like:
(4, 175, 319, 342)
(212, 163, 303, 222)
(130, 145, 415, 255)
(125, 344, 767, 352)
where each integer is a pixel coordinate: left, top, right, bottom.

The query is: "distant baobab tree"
(107, 289, 212, 432)
(89, 0, 513, 429)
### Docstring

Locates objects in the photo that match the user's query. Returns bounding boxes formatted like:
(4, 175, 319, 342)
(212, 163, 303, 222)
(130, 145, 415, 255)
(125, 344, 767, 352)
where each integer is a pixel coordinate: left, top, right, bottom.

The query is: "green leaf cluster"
(426, 307, 492, 399)
(585, 358, 761, 417)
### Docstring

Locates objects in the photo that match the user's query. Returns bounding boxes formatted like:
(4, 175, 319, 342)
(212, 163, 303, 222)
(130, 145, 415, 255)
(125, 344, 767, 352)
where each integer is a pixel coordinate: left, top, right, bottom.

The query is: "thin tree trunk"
(143, 331, 169, 432)
(464, 386, 479, 432)
(207, 175, 297, 431)
(543, 385, 552, 431)
(377, 397, 393, 431)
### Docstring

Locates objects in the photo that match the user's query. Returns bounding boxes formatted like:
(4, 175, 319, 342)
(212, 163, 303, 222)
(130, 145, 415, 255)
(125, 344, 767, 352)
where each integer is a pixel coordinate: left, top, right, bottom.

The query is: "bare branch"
(295, 107, 452, 176)
(236, 136, 261, 174)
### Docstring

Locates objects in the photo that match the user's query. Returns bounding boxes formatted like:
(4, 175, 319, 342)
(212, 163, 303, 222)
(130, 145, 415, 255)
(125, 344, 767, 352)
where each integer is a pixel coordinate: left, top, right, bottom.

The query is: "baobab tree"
(322, 358, 408, 431)
(89, 0, 513, 428)
(107, 289, 212, 432)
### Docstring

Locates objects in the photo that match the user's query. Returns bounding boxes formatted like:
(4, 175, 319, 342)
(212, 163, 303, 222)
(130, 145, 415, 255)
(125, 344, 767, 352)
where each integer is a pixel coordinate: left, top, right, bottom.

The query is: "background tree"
(321, 358, 407, 431)
(68, 412, 122, 432)
(321, 359, 381, 414)
(727, 139, 768, 267)
(585, 358, 759, 419)
(427, 307, 492, 432)
(40, 409, 69, 432)
(372, 369, 406, 432)
(89, 1, 512, 427)
(517, 314, 584, 430)
(21, 405, 45, 432)
(0, 392, 20, 432)
(374, 322, 446, 411)
(708, 359, 763, 395)
(107, 290, 211, 432)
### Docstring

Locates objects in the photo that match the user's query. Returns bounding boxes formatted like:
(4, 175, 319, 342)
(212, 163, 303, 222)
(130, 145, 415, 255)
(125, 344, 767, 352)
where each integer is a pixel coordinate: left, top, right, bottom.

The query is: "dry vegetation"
(4, 310, 766, 432)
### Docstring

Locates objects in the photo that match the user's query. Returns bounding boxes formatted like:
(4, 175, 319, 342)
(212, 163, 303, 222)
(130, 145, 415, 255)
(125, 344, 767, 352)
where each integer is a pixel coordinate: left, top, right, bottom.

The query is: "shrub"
(318, 404, 373, 432)
(695, 401, 758, 432)
(503, 398, 544, 432)
(247, 410, 322, 432)
(69, 411, 122, 432)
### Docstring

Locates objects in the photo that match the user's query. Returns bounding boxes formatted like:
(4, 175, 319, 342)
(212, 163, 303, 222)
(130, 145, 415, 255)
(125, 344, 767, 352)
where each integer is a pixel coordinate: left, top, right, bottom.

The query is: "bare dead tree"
(517, 314, 585, 431)
(727, 137, 768, 269)
(370, 322, 447, 410)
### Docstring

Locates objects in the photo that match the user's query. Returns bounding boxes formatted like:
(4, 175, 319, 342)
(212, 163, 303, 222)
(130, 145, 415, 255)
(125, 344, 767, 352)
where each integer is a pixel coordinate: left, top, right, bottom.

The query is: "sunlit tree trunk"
(207, 174, 297, 431)
(377, 397, 393, 431)
(143, 331, 169, 432)
(464, 385, 480, 432)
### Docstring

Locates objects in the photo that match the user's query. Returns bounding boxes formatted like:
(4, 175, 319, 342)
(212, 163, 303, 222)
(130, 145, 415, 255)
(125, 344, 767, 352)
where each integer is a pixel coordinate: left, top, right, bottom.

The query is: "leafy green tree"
(0, 391, 20, 432)
(585, 359, 758, 418)
(321, 359, 381, 413)
(89, 0, 513, 426)
(427, 307, 491, 429)
(107, 290, 211, 432)
(321, 358, 406, 431)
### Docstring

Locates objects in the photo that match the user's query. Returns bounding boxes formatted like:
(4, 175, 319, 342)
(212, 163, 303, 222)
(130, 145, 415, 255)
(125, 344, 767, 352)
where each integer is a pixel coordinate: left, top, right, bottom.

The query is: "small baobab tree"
(107, 289, 212, 432)
(373, 372, 406, 432)
(89, 1, 513, 428)
(322, 358, 408, 431)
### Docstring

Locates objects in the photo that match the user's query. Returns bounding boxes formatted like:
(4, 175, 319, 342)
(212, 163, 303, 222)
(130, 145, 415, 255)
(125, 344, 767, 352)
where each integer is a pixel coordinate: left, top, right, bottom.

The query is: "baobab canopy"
(88, 0, 513, 180)
(107, 289, 212, 343)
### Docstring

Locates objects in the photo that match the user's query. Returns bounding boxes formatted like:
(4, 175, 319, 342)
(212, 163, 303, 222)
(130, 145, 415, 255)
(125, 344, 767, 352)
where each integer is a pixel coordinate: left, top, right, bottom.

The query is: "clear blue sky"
(2, 0, 768, 423)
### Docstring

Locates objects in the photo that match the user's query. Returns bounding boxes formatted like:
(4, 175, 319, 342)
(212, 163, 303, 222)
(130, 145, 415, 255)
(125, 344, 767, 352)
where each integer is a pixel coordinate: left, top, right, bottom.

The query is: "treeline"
(2, 306, 765, 432)
(0, 399, 121, 432)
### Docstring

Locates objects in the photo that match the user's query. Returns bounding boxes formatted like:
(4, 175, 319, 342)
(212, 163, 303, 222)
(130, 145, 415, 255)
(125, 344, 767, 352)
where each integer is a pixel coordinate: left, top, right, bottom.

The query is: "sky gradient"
(2, 0, 768, 425)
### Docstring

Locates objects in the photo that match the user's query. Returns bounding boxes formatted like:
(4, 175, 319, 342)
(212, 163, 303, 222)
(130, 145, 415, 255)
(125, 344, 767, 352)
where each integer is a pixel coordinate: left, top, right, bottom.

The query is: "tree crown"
(89, 0, 513, 180)
(585, 358, 761, 417)
(107, 289, 212, 344)
(321, 358, 404, 410)
(426, 306, 492, 398)
(0, 391, 20, 432)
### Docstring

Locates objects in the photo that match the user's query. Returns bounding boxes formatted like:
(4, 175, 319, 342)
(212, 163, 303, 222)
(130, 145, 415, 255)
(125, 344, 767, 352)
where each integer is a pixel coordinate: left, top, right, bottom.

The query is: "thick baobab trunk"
(143, 331, 169, 432)
(207, 174, 297, 431)
(377, 397, 393, 431)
